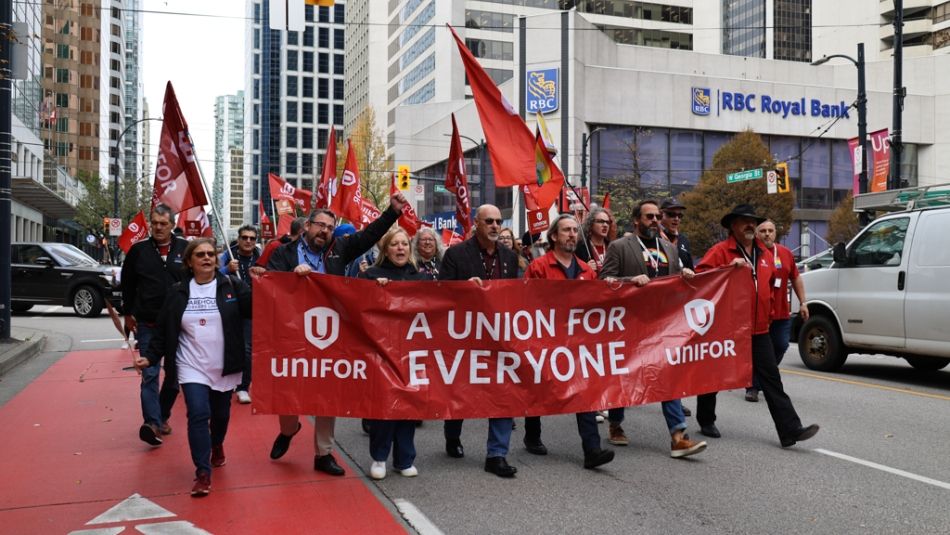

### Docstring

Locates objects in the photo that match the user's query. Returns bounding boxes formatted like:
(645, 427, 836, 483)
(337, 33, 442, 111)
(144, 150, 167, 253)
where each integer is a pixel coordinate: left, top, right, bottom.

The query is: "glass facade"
(723, 0, 766, 58)
(774, 0, 811, 62)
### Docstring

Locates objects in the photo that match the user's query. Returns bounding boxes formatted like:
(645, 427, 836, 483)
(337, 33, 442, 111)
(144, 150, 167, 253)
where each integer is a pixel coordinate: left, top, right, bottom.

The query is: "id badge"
(774, 278, 782, 289)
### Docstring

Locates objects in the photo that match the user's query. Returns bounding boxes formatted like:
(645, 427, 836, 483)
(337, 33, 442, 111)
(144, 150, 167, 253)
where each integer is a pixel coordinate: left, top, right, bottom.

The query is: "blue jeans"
(444, 418, 514, 458)
(238, 319, 252, 392)
(369, 420, 416, 470)
(181, 383, 232, 477)
(753, 319, 792, 391)
(608, 399, 688, 435)
(138, 323, 179, 427)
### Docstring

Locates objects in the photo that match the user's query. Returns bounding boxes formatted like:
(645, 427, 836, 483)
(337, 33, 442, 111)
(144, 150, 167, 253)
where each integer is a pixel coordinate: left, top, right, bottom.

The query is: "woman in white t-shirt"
(136, 238, 252, 497)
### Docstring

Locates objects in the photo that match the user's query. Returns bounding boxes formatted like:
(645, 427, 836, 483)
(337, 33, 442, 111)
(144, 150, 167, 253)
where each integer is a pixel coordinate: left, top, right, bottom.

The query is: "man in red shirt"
(745, 219, 810, 402)
(521, 214, 615, 469)
(695, 204, 819, 448)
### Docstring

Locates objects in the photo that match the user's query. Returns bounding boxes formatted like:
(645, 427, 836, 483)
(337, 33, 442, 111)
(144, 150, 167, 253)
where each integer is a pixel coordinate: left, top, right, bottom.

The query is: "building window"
(303, 51, 314, 71)
(318, 78, 328, 99)
(465, 38, 513, 61)
(303, 77, 313, 97)
(318, 53, 329, 73)
(334, 29, 344, 49)
(302, 128, 313, 148)
(56, 68, 70, 84)
(57, 44, 70, 59)
(287, 101, 298, 122)
(464, 9, 514, 34)
(334, 4, 344, 23)
(303, 102, 313, 123)
(319, 27, 329, 48)
(319, 6, 330, 23)
(286, 153, 297, 174)
(333, 105, 343, 125)
(333, 79, 344, 100)
(286, 127, 297, 148)
(302, 153, 313, 174)
(287, 76, 298, 96)
(56, 93, 69, 108)
(333, 54, 344, 74)
(318, 103, 328, 123)
(304, 26, 314, 47)
(288, 31, 298, 45)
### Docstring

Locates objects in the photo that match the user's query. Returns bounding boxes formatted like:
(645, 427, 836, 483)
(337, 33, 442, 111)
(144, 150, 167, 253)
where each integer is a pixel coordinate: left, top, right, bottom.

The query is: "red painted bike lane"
(0, 349, 407, 534)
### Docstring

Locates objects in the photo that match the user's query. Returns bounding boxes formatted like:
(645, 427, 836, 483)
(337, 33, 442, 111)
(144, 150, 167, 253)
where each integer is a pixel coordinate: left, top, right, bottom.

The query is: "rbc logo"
(684, 299, 715, 336)
(526, 68, 559, 114)
(692, 87, 711, 116)
(305, 307, 340, 350)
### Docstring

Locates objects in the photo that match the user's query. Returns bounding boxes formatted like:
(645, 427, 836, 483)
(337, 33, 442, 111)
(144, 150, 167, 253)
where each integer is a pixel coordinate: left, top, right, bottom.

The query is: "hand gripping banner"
(252, 268, 753, 419)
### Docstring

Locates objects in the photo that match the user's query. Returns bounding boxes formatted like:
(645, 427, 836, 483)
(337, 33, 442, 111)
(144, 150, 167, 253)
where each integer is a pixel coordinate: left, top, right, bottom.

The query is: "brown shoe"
(160, 422, 172, 435)
(671, 435, 707, 458)
(608, 423, 629, 446)
(191, 472, 211, 497)
(211, 445, 226, 467)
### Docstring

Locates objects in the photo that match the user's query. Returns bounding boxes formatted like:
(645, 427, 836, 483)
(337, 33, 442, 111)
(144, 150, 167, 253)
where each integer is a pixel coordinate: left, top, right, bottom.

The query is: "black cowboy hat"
(720, 204, 767, 228)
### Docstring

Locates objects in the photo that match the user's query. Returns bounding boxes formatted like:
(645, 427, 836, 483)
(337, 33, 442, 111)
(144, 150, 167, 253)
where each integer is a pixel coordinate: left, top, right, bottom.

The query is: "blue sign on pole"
(526, 68, 559, 115)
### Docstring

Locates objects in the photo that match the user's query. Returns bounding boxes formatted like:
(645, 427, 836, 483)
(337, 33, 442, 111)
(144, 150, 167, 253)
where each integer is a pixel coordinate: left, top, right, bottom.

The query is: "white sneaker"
(370, 461, 386, 480)
(399, 465, 418, 477)
(236, 390, 251, 404)
(595, 414, 605, 423)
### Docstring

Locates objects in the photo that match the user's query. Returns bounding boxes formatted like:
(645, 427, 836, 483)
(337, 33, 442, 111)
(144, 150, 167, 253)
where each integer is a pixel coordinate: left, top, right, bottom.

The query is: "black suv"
(11, 242, 122, 317)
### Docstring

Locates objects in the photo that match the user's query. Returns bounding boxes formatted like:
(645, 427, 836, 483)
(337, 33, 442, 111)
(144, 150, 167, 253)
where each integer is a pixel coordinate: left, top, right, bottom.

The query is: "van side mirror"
(832, 243, 848, 265)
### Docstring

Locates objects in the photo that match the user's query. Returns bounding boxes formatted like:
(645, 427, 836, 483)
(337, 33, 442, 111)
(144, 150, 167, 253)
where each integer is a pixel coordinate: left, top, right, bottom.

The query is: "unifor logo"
(692, 87, 711, 116)
(129, 222, 139, 233)
(280, 183, 295, 196)
(341, 170, 357, 187)
(304, 307, 339, 350)
(684, 299, 715, 336)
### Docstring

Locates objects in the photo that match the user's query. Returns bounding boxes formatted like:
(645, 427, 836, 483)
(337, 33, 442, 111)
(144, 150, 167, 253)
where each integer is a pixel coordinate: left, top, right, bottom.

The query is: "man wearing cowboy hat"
(693, 204, 820, 448)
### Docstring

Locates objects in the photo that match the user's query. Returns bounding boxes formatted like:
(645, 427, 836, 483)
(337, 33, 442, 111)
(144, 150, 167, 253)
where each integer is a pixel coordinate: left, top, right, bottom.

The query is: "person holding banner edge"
(522, 214, 616, 470)
(438, 204, 521, 478)
(598, 200, 707, 459)
(265, 194, 407, 476)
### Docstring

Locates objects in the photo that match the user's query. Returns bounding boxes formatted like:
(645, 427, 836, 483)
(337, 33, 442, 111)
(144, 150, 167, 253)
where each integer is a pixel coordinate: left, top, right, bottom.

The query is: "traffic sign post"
(726, 168, 763, 184)
(108, 218, 123, 237)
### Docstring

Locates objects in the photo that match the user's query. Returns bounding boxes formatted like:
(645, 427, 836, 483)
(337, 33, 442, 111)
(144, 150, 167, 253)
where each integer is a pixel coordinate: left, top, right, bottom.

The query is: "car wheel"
(11, 303, 33, 313)
(72, 285, 104, 318)
(904, 356, 950, 372)
(798, 315, 848, 371)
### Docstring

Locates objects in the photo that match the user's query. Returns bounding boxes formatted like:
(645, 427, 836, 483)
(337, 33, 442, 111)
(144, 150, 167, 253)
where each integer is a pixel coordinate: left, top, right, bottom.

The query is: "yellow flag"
(535, 112, 557, 155)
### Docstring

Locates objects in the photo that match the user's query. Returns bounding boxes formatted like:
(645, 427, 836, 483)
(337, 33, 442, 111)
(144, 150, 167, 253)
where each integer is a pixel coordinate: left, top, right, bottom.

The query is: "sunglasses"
(643, 213, 662, 220)
(593, 219, 611, 225)
(481, 218, 503, 225)
(239, 235, 257, 241)
(193, 251, 216, 259)
(664, 212, 684, 220)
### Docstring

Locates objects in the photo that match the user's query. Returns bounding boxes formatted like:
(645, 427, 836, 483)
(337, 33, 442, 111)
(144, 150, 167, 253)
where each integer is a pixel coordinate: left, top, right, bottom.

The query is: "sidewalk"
(0, 348, 409, 534)
(0, 327, 46, 376)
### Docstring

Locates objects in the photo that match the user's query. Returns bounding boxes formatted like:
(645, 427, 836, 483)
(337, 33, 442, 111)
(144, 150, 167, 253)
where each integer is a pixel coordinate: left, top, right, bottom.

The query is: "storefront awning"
(11, 176, 77, 220)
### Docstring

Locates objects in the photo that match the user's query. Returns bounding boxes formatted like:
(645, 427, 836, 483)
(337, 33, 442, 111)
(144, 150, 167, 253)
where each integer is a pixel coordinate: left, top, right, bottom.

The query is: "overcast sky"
(141, 0, 245, 174)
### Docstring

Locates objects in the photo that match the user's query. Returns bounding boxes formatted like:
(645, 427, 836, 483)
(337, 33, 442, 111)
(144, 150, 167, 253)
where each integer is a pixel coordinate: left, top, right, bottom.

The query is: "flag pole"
(184, 131, 237, 267)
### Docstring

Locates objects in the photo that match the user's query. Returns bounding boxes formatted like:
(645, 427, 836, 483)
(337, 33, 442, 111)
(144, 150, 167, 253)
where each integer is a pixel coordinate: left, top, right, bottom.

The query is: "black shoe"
(745, 389, 760, 402)
(139, 423, 163, 446)
(484, 456, 517, 478)
(524, 439, 548, 455)
(682, 406, 692, 417)
(583, 448, 615, 469)
(700, 424, 721, 438)
(314, 453, 345, 475)
(269, 422, 302, 460)
(445, 438, 464, 458)
(781, 424, 820, 448)
(361, 419, 371, 434)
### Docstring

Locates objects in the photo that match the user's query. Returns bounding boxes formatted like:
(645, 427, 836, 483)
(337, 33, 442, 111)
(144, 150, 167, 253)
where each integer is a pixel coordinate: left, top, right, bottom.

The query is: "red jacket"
(696, 236, 775, 335)
(524, 251, 596, 280)
(769, 243, 800, 320)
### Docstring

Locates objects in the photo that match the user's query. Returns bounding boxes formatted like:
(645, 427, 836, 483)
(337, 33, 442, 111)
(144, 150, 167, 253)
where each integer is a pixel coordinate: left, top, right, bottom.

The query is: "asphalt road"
(5, 309, 949, 534)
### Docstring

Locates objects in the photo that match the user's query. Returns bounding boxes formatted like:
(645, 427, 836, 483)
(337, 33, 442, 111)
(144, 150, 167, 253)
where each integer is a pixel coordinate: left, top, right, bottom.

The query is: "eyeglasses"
(418, 238, 436, 244)
(481, 218, 503, 225)
(643, 213, 662, 220)
(593, 219, 611, 225)
(664, 212, 684, 220)
(193, 251, 216, 259)
(498, 235, 513, 241)
(309, 221, 335, 232)
(239, 235, 257, 241)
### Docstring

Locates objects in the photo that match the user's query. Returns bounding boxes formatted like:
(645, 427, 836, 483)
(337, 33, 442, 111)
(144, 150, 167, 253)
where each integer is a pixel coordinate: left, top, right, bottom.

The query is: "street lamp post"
(445, 133, 488, 206)
(581, 127, 605, 190)
(112, 117, 162, 261)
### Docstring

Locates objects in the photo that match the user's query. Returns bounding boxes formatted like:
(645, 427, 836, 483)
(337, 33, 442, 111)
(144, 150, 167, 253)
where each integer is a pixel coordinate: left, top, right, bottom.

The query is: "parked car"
(796, 248, 834, 272)
(11, 242, 122, 318)
(791, 187, 950, 373)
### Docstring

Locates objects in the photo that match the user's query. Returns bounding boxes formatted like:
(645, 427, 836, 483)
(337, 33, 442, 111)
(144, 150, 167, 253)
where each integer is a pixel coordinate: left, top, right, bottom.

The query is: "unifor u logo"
(341, 170, 357, 187)
(280, 183, 295, 196)
(684, 299, 715, 336)
(304, 307, 339, 350)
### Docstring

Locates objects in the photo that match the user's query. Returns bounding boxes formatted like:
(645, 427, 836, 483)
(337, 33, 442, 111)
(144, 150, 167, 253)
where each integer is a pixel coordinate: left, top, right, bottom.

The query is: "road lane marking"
(815, 449, 950, 490)
(394, 499, 444, 535)
(81, 338, 125, 343)
(783, 368, 950, 402)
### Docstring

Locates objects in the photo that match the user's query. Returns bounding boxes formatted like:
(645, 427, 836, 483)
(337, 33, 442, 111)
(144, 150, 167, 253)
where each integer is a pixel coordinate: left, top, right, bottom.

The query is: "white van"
(792, 185, 950, 372)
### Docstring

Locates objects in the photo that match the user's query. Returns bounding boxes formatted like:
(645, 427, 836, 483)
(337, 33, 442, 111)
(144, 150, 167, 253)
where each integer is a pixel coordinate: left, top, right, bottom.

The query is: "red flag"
(441, 228, 465, 248)
(117, 211, 148, 253)
(259, 202, 274, 239)
(268, 173, 312, 212)
(524, 130, 565, 211)
(276, 213, 294, 237)
(151, 81, 208, 212)
(316, 128, 337, 209)
(602, 192, 611, 210)
(448, 25, 536, 187)
(445, 114, 473, 236)
(177, 205, 212, 238)
(390, 173, 424, 237)
(335, 140, 364, 227)
(359, 198, 382, 230)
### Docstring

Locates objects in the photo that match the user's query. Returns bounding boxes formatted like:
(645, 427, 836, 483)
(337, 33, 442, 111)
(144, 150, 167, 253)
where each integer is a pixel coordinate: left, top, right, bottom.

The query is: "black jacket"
(360, 259, 427, 282)
(266, 206, 400, 275)
(121, 236, 189, 323)
(143, 273, 252, 382)
(438, 237, 520, 281)
(662, 230, 694, 270)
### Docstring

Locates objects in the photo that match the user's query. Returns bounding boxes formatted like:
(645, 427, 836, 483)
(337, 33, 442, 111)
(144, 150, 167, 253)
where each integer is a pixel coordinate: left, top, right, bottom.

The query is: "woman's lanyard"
(738, 245, 758, 291)
(635, 236, 660, 272)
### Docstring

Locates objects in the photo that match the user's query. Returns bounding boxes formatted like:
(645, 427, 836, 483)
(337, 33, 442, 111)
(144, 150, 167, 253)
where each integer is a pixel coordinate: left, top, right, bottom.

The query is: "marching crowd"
(125, 192, 819, 497)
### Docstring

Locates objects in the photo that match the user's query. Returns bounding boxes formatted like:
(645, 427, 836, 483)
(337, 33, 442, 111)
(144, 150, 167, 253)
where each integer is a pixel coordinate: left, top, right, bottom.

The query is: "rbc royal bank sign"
(691, 87, 851, 120)
(526, 68, 559, 114)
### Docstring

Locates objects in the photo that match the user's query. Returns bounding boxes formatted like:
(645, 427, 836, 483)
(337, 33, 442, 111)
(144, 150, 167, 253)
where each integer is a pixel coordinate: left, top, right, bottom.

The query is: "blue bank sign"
(526, 68, 559, 114)
(691, 88, 851, 120)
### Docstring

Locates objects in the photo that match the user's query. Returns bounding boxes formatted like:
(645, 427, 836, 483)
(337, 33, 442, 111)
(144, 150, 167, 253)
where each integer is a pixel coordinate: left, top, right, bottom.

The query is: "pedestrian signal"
(397, 165, 411, 191)
(775, 162, 790, 193)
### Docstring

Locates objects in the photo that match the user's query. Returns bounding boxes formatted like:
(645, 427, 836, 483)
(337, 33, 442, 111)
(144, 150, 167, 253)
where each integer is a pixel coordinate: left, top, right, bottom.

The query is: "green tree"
(74, 170, 153, 233)
(336, 106, 392, 209)
(679, 130, 794, 257)
(827, 192, 861, 245)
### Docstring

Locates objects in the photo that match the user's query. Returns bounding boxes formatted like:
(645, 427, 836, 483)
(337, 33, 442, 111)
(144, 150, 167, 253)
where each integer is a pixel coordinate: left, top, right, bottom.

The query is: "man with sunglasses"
(219, 224, 264, 404)
(659, 198, 694, 270)
(439, 204, 521, 478)
(265, 193, 408, 476)
(599, 200, 707, 459)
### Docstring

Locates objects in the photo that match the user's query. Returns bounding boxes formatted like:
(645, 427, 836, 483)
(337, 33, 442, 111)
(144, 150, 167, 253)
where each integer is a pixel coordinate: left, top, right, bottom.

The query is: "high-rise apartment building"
(214, 91, 245, 231)
(243, 0, 346, 225)
(123, 0, 144, 185)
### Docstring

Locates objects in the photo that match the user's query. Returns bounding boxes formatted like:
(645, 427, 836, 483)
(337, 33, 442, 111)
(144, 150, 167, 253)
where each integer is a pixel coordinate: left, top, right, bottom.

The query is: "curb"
(0, 333, 47, 377)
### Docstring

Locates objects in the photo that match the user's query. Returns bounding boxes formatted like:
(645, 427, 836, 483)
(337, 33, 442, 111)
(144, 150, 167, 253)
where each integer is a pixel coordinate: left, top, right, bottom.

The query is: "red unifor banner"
(252, 268, 753, 419)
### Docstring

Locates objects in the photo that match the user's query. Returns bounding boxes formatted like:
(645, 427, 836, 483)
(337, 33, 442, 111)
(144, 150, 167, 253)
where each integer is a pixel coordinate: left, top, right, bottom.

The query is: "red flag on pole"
(441, 228, 465, 247)
(447, 25, 536, 187)
(445, 114, 473, 237)
(359, 198, 382, 229)
(177, 205, 213, 238)
(602, 191, 611, 210)
(389, 173, 425, 237)
(117, 211, 148, 253)
(151, 81, 208, 212)
(268, 173, 312, 212)
(335, 139, 364, 227)
(276, 213, 294, 238)
(315, 128, 337, 209)
(259, 201, 275, 239)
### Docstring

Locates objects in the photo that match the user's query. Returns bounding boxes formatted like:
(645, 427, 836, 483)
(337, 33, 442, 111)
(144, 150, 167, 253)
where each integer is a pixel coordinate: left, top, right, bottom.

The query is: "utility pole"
(1, 0, 13, 339)
(890, 0, 905, 190)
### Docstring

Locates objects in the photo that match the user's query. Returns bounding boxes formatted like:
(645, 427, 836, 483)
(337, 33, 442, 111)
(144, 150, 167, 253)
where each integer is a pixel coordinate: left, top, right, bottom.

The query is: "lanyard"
(298, 241, 325, 273)
(636, 235, 660, 272)
(479, 249, 497, 280)
(738, 244, 757, 291)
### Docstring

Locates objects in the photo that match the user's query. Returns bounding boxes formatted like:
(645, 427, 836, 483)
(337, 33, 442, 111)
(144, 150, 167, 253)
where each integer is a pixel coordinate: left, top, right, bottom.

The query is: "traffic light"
(775, 162, 790, 193)
(103, 217, 111, 230)
(397, 165, 411, 191)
